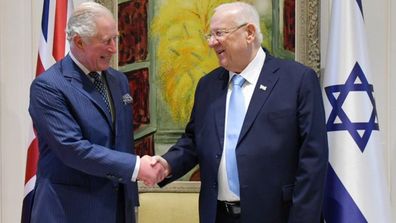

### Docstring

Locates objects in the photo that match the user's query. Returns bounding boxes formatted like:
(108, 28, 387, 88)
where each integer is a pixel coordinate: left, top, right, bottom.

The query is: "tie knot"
(89, 72, 100, 80)
(232, 75, 245, 87)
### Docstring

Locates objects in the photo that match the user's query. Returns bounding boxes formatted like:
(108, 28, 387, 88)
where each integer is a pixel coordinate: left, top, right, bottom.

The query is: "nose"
(207, 36, 219, 48)
(108, 38, 117, 54)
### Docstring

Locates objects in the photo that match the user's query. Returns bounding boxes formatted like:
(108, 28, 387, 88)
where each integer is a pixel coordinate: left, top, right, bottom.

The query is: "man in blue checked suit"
(155, 2, 328, 223)
(28, 2, 165, 223)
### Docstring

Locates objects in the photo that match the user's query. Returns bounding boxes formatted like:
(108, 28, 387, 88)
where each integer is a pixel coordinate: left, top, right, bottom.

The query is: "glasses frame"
(204, 23, 248, 42)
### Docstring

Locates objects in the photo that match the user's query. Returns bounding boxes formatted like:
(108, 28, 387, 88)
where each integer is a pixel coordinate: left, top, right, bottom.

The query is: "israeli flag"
(322, 0, 392, 222)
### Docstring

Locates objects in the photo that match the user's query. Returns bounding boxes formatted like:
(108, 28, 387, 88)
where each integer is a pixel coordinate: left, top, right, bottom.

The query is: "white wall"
(361, 0, 395, 218)
(321, 0, 396, 220)
(389, 0, 396, 221)
(0, 0, 34, 222)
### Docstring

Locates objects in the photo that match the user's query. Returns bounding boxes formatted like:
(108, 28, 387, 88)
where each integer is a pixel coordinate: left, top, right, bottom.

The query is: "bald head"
(213, 2, 263, 44)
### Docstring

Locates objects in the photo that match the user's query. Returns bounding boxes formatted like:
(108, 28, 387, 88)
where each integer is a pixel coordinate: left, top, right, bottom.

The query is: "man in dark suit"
(154, 2, 328, 223)
(28, 2, 164, 223)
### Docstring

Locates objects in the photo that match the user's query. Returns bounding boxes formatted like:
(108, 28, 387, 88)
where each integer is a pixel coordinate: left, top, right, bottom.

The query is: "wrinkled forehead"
(210, 10, 239, 30)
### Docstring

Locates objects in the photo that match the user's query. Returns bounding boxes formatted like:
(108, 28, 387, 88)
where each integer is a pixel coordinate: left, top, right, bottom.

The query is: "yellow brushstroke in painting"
(151, 0, 267, 124)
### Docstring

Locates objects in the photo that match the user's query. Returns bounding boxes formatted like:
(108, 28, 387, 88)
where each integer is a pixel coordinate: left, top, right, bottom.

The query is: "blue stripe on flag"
(356, 0, 364, 18)
(41, 0, 50, 41)
(323, 165, 367, 223)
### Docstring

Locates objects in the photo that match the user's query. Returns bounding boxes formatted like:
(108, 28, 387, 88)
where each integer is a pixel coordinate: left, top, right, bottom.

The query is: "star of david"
(325, 62, 379, 152)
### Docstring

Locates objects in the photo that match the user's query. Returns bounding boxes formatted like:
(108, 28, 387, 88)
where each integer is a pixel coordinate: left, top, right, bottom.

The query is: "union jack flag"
(21, 0, 73, 222)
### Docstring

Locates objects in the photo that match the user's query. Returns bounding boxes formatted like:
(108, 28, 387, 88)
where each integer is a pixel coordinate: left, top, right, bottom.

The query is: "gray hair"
(214, 2, 263, 44)
(66, 2, 113, 43)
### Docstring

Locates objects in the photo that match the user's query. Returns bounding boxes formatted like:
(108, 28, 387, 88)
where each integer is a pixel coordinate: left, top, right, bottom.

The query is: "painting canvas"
(151, 0, 296, 136)
(118, 0, 148, 66)
(125, 68, 150, 130)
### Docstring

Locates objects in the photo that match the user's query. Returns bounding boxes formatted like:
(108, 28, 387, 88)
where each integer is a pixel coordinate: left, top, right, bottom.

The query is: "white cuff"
(131, 156, 140, 182)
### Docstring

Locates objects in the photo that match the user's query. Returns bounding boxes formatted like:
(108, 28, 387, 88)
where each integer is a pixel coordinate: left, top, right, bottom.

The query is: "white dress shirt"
(217, 48, 266, 201)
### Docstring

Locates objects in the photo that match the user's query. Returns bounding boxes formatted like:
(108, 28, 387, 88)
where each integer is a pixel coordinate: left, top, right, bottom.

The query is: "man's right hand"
(151, 155, 171, 177)
(137, 155, 167, 186)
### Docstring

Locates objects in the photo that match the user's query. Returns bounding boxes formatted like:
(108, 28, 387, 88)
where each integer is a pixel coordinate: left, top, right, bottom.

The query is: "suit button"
(213, 183, 217, 189)
(215, 154, 221, 159)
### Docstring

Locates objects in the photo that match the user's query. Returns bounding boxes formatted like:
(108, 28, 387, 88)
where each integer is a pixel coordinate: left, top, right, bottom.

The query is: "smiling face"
(73, 15, 118, 71)
(208, 10, 252, 73)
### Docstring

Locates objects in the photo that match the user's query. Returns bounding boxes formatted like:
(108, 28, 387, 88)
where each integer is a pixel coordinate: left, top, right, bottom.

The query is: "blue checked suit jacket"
(160, 50, 329, 223)
(29, 55, 138, 223)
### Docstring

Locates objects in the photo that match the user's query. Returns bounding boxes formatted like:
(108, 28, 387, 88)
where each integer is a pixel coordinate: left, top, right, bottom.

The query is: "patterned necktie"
(89, 72, 111, 113)
(225, 74, 246, 197)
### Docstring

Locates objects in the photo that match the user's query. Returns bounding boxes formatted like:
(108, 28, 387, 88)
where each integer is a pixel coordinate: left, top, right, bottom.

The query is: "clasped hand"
(137, 155, 170, 186)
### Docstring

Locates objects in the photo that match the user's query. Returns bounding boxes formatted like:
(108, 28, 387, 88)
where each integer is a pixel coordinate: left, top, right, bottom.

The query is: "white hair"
(66, 2, 113, 43)
(214, 2, 263, 44)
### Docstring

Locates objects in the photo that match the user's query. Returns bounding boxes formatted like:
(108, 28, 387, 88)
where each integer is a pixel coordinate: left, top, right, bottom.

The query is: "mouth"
(100, 55, 111, 61)
(216, 49, 225, 56)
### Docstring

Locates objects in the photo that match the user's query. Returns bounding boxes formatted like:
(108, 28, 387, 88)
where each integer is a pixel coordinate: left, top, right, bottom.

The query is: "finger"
(143, 178, 155, 187)
(152, 155, 165, 165)
(150, 156, 159, 166)
(143, 181, 154, 187)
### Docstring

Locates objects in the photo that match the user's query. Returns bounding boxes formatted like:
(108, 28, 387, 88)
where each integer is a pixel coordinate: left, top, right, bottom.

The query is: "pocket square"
(122, 93, 133, 105)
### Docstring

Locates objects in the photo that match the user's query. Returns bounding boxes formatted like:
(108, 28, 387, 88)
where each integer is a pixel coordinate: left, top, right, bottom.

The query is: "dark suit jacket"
(29, 55, 138, 223)
(160, 51, 328, 223)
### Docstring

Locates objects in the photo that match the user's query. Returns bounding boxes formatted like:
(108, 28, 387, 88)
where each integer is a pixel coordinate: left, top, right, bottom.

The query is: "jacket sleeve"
(288, 68, 329, 223)
(158, 78, 204, 186)
(29, 75, 137, 184)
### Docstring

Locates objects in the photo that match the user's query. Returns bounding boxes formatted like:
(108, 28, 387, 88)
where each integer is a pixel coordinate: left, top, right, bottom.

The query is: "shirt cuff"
(131, 156, 140, 182)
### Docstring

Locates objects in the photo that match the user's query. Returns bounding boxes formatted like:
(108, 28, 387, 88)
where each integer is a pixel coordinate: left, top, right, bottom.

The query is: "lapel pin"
(259, 84, 267, 91)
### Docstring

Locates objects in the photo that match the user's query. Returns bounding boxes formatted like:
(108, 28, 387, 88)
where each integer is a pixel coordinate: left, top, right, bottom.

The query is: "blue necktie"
(226, 75, 246, 196)
(89, 72, 111, 113)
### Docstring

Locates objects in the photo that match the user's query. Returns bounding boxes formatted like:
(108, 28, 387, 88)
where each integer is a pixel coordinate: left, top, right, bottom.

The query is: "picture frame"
(295, 0, 320, 73)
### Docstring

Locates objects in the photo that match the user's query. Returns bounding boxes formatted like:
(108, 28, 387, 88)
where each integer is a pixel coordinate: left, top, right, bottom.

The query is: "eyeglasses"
(204, 23, 248, 42)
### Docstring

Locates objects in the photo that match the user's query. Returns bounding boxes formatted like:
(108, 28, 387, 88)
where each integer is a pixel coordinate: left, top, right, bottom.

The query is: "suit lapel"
(213, 69, 229, 150)
(105, 70, 123, 131)
(238, 54, 279, 144)
(61, 55, 113, 127)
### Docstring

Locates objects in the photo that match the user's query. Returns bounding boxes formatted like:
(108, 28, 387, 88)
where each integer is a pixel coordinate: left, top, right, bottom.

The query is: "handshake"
(137, 155, 171, 186)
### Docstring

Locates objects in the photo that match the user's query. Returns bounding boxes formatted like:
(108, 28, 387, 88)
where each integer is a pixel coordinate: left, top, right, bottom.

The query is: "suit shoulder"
(107, 67, 128, 81)
(32, 62, 63, 85)
(107, 67, 125, 75)
(273, 56, 311, 69)
(264, 57, 317, 88)
(199, 66, 226, 83)
(270, 56, 316, 76)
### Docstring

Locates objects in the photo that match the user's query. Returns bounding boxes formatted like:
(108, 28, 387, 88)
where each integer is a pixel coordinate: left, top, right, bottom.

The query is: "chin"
(219, 61, 228, 69)
(220, 64, 230, 71)
(99, 64, 110, 71)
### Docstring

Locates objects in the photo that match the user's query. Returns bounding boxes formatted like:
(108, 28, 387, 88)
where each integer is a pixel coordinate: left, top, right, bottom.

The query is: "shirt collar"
(69, 52, 102, 76)
(228, 48, 266, 86)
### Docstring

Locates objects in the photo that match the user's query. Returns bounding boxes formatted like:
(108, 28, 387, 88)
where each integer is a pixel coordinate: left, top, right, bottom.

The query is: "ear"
(73, 35, 84, 49)
(246, 23, 256, 43)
